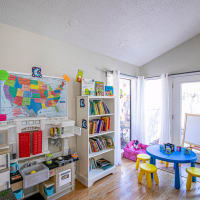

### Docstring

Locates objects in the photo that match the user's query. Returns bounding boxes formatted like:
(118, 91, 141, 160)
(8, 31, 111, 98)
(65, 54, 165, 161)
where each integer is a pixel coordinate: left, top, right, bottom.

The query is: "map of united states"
(3, 74, 64, 114)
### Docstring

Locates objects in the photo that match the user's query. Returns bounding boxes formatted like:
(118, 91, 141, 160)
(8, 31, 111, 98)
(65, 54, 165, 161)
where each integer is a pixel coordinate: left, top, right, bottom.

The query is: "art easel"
(182, 113, 200, 153)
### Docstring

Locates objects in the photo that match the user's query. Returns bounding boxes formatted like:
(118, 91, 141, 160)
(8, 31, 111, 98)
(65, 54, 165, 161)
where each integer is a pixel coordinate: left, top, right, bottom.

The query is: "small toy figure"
(164, 143, 175, 152)
(133, 140, 139, 149)
(165, 147, 172, 154)
(184, 148, 190, 155)
(160, 144, 165, 152)
(176, 146, 182, 152)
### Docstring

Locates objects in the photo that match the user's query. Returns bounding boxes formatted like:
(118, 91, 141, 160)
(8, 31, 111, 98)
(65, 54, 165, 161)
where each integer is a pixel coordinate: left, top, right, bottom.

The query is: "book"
(82, 79, 95, 96)
(105, 86, 114, 96)
(95, 81, 104, 96)
(96, 158, 113, 170)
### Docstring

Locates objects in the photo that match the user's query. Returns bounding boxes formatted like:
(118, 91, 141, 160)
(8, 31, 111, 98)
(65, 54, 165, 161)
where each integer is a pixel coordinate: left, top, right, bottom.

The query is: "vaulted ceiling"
(1, 0, 200, 66)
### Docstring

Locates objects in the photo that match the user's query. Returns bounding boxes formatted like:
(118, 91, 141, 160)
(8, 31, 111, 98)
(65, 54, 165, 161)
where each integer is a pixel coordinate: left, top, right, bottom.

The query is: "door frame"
(119, 75, 137, 147)
(171, 72, 200, 145)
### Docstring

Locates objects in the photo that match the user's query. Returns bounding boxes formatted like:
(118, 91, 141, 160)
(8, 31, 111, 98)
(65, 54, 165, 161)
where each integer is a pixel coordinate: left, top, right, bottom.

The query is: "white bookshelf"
(76, 96, 116, 187)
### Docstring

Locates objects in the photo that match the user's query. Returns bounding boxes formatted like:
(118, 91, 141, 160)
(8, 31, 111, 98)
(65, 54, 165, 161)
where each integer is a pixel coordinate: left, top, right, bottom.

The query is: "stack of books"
(96, 158, 113, 170)
(89, 100, 110, 115)
(89, 136, 114, 153)
(89, 117, 111, 134)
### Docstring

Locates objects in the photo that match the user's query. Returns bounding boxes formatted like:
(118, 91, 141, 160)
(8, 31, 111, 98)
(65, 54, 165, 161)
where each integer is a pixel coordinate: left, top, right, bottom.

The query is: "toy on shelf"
(50, 127, 64, 138)
(105, 86, 114, 96)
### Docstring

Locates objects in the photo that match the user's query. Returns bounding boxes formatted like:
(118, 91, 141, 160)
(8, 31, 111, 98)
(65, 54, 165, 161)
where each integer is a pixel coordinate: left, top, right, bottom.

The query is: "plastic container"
(14, 189, 23, 199)
(44, 186, 55, 197)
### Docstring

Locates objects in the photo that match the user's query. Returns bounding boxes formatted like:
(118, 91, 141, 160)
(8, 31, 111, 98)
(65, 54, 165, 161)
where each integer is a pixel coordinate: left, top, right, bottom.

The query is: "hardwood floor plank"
(58, 159, 200, 200)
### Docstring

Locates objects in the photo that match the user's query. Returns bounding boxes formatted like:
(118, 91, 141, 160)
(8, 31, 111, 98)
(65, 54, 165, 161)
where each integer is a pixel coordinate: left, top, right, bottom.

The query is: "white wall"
(140, 34, 200, 76)
(0, 23, 139, 120)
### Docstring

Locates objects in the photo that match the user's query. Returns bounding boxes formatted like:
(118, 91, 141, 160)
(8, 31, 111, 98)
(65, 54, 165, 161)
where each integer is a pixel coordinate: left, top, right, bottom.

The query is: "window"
(181, 82, 200, 129)
(120, 78, 131, 148)
(144, 78, 162, 144)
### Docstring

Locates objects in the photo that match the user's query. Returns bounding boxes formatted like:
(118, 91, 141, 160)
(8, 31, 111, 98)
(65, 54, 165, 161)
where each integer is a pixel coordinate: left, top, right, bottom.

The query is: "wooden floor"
(59, 159, 200, 200)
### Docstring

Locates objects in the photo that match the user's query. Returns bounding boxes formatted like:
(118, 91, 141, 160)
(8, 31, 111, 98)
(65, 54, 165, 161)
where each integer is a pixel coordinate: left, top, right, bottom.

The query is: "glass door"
(120, 78, 131, 148)
(172, 73, 200, 145)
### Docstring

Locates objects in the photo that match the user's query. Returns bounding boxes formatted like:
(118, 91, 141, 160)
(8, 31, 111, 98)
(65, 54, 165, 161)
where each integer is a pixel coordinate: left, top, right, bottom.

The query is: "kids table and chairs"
(146, 144, 197, 189)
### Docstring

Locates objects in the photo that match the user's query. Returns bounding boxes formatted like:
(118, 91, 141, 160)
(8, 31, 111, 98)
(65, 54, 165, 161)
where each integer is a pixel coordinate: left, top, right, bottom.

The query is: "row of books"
(89, 136, 114, 153)
(89, 158, 113, 171)
(89, 100, 110, 115)
(89, 117, 111, 134)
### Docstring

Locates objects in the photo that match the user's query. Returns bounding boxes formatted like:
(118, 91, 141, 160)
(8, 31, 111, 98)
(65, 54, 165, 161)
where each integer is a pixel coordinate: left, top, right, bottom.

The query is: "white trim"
(7, 70, 64, 80)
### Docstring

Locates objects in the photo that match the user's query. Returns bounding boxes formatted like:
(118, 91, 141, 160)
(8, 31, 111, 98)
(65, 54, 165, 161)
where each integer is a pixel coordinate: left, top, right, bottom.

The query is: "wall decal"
(80, 99, 85, 107)
(32, 66, 42, 78)
(82, 119, 87, 129)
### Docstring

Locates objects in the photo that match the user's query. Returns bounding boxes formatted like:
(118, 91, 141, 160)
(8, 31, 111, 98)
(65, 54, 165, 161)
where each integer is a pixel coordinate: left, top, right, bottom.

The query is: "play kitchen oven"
(59, 169, 71, 187)
(55, 163, 73, 192)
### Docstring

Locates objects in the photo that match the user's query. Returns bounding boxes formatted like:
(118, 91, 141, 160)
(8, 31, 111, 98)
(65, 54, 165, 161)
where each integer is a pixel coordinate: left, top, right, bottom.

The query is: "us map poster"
(0, 73, 67, 120)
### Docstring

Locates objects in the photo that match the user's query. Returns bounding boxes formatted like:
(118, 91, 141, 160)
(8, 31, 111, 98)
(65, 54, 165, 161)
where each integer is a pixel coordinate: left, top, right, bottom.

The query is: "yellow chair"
(160, 160, 169, 167)
(136, 154, 150, 170)
(160, 161, 181, 167)
(138, 163, 159, 188)
(165, 162, 169, 168)
(186, 167, 200, 190)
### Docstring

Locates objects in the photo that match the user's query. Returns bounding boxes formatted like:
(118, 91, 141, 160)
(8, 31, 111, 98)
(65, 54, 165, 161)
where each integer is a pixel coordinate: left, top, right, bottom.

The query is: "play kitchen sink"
(20, 163, 49, 188)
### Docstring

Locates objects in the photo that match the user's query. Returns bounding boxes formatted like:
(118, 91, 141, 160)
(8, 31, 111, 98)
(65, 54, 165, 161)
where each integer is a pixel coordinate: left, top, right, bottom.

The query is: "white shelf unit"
(76, 96, 116, 187)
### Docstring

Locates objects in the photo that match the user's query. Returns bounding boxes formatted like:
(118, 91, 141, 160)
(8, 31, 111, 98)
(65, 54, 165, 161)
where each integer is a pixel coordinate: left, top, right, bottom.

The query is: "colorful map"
(0, 73, 67, 120)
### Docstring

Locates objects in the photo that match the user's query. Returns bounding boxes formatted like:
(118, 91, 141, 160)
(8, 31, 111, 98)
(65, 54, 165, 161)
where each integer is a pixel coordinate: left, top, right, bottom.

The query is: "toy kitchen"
(0, 117, 81, 200)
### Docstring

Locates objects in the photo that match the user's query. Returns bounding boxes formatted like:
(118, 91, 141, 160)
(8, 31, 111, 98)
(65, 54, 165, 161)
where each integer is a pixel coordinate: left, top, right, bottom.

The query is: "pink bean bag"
(123, 140, 148, 161)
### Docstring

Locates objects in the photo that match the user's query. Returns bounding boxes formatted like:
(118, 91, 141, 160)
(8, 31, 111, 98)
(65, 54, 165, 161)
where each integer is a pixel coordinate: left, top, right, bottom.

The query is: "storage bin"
(44, 186, 54, 197)
(14, 189, 23, 199)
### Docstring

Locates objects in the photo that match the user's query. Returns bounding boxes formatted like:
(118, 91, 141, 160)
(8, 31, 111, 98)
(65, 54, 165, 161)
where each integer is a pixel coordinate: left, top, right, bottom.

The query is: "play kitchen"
(0, 117, 81, 200)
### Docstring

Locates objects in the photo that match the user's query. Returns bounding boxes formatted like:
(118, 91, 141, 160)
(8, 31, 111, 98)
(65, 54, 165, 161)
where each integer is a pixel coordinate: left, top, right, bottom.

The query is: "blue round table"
(146, 145, 197, 189)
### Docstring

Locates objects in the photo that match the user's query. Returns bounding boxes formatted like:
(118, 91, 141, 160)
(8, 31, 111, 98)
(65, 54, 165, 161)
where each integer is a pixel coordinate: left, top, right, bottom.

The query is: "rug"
(156, 161, 200, 182)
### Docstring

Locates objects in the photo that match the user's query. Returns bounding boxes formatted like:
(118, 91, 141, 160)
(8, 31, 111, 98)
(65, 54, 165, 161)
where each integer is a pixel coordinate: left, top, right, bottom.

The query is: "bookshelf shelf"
(89, 131, 114, 138)
(88, 96, 115, 99)
(89, 113, 114, 118)
(89, 148, 114, 158)
(76, 96, 116, 187)
(89, 166, 116, 180)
